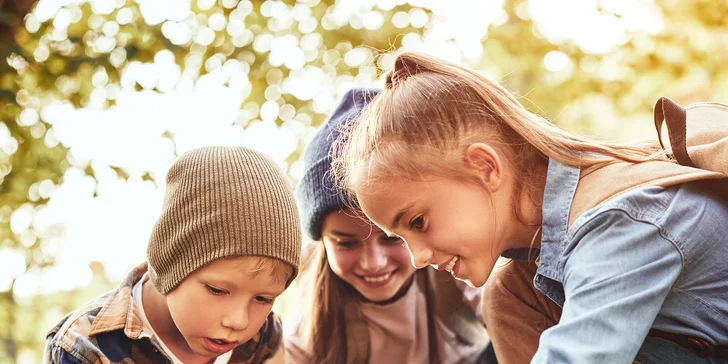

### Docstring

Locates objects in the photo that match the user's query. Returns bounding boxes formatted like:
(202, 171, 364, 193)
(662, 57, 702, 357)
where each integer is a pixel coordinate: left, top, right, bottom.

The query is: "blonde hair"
(332, 52, 668, 223)
(230, 255, 294, 286)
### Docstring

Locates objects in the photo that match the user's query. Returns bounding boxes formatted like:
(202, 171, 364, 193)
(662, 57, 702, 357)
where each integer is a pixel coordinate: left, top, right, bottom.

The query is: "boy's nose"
(222, 305, 249, 332)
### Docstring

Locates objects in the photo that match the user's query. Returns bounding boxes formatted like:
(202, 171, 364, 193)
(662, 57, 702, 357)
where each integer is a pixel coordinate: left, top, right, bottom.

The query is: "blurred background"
(0, 0, 726, 362)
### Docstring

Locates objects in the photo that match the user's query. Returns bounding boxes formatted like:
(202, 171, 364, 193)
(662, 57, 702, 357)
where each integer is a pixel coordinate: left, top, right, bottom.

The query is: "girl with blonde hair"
(332, 52, 728, 363)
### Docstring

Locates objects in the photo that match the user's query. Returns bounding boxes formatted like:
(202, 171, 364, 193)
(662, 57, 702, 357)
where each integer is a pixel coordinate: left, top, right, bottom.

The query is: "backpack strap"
(417, 268, 489, 349)
(570, 97, 728, 226)
(654, 97, 728, 178)
(344, 299, 370, 364)
(655, 98, 728, 202)
(569, 160, 725, 227)
(654, 97, 695, 167)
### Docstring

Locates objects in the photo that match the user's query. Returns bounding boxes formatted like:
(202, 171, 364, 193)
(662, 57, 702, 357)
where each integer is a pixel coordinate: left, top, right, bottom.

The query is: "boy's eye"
(409, 215, 425, 231)
(255, 296, 274, 304)
(205, 284, 227, 296)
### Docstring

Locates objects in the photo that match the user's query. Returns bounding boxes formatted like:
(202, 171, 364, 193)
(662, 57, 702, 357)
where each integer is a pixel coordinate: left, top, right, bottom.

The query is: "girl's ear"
(465, 143, 503, 192)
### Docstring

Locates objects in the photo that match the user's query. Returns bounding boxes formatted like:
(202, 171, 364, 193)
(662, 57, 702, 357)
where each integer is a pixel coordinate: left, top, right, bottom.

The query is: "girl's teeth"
(445, 256, 459, 273)
(363, 273, 391, 283)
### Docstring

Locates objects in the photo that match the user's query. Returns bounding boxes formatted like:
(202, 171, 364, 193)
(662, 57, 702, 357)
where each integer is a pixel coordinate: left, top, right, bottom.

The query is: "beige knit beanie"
(147, 146, 302, 294)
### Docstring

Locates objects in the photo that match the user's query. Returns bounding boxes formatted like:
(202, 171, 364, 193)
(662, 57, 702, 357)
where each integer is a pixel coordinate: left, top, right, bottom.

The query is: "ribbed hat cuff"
(296, 156, 348, 241)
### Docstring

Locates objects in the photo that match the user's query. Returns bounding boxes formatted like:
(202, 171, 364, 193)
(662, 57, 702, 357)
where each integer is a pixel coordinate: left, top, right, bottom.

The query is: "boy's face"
(165, 256, 287, 358)
(321, 209, 416, 302)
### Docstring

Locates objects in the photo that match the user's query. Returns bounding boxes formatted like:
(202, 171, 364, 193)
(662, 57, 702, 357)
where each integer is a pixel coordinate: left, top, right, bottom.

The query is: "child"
(44, 147, 302, 364)
(284, 88, 495, 364)
(332, 53, 728, 363)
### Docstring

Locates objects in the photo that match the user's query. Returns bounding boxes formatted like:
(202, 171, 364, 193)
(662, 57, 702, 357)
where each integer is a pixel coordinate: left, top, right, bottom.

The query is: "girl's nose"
(408, 242, 433, 269)
(360, 243, 388, 271)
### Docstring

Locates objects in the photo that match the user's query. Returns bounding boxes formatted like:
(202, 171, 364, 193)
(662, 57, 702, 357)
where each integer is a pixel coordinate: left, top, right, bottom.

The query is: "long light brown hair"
(332, 52, 669, 224)
(298, 242, 351, 363)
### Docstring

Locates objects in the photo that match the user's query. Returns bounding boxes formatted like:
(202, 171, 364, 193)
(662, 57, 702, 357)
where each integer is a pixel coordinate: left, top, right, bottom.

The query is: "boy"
(44, 147, 302, 364)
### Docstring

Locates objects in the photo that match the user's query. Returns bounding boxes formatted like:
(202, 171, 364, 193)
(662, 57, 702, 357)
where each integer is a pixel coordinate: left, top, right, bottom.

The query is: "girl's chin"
(454, 267, 486, 288)
(458, 277, 479, 288)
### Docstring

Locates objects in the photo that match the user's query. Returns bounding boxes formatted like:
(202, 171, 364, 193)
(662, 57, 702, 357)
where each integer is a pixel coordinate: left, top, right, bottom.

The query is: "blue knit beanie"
(296, 88, 381, 241)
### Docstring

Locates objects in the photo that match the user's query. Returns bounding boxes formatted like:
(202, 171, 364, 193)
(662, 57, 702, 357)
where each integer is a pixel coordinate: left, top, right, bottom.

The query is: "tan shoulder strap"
(655, 98, 728, 202)
(417, 268, 489, 349)
(654, 97, 694, 167)
(571, 96, 728, 227)
(656, 97, 728, 176)
(344, 300, 369, 364)
(569, 160, 725, 227)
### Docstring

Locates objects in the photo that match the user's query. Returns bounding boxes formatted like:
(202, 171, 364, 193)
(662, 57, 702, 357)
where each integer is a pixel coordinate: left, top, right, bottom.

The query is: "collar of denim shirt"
(501, 158, 580, 306)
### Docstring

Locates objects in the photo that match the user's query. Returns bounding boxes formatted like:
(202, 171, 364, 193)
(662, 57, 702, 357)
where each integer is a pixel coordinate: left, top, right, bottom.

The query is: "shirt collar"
(88, 261, 148, 339)
(537, 158, 581, 281)
(500, 158, 580, 281)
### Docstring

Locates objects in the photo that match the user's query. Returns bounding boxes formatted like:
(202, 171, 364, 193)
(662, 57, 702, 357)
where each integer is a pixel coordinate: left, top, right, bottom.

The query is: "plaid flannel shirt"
(43, 262, 281, 364)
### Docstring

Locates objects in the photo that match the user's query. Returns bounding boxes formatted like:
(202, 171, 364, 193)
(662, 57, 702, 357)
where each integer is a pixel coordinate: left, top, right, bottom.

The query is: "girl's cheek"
(385, 246, 411, 266)
(329, 249, 359, 272)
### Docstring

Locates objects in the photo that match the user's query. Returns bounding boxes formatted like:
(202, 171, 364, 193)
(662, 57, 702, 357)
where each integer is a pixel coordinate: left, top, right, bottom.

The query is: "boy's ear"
(464, 143, 503, 192)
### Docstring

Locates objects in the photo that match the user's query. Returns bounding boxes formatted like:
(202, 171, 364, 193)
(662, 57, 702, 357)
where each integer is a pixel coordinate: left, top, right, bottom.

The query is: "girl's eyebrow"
(390, 201, 418, 230)
(328, 230, 357, 238)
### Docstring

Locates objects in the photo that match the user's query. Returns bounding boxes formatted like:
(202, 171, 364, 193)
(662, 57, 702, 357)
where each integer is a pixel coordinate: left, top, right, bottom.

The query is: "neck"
(505, 161, 547, 251)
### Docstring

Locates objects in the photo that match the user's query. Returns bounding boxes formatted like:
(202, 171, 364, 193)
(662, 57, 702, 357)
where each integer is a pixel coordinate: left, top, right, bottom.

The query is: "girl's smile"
(437, 256, 460, 278)
(357, 267, 398, 287)
(321, 210, 416, 303)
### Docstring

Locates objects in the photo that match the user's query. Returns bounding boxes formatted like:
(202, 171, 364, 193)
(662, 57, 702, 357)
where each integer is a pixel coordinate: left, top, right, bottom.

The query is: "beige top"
(283, 280, 486, 364)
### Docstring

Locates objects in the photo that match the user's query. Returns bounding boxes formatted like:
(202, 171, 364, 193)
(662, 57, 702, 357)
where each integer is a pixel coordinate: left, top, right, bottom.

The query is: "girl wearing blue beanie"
(284, 88, 495, 364)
